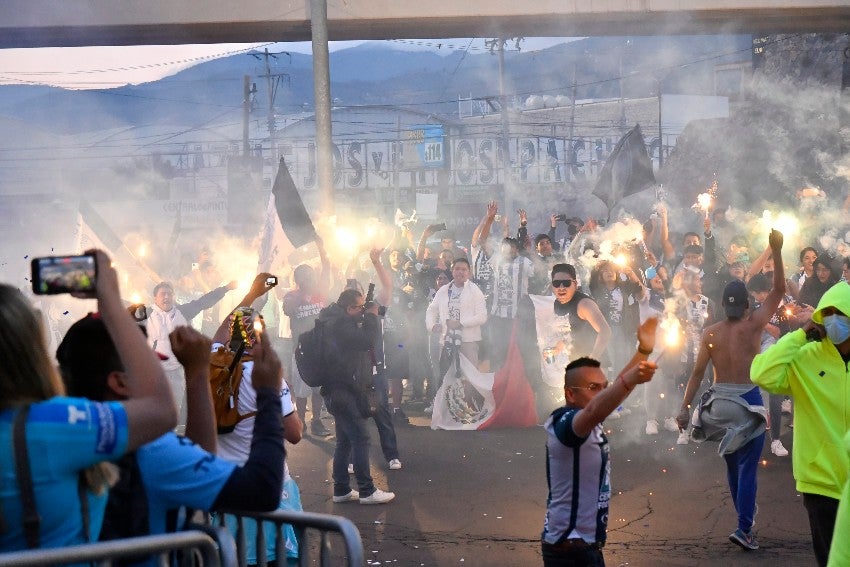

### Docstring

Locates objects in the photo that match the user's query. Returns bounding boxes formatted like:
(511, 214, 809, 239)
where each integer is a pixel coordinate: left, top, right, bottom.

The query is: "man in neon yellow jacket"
(751, 282, 850, 567)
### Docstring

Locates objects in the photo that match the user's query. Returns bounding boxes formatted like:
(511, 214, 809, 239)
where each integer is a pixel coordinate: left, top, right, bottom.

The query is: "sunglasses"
(552, 279, 574, 288)
(568, 382, 608, 392)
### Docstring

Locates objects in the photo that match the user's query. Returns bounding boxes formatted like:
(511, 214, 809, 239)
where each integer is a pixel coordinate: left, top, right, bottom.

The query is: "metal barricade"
(0, 529, 226, 566)
(213, 509, 364, 567)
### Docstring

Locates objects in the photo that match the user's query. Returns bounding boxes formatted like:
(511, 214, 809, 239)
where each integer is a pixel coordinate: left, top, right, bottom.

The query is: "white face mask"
(823, 314, 850, 345)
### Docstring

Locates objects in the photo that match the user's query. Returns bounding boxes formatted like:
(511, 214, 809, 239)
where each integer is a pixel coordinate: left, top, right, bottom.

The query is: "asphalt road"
(288, 404, 815, 567)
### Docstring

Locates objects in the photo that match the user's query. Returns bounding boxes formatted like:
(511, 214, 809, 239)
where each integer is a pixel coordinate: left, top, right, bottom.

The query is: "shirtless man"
(676, 229, 784, 552)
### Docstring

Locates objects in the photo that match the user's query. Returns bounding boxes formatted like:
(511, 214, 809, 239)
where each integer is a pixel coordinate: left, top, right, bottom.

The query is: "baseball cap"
(722, 280, 749, 318)
(645, 266, 657, 281)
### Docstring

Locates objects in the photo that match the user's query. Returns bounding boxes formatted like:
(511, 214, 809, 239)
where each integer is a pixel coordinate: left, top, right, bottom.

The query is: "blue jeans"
(324, 388, 375, 497)
(346, 370, 399, 463)
(371, 370, 399, 460)
(723, 387, 765, 533)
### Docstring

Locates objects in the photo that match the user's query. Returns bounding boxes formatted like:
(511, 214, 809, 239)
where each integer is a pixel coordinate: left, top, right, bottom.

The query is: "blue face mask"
(823, 314, 850, 344)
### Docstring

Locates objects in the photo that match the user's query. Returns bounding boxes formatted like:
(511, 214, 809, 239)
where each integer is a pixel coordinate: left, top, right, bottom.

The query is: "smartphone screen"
(31, 254, 97, 295)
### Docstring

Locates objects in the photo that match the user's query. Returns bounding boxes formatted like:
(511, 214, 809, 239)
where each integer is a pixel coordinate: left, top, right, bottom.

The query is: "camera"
(31, 254, 97, 295)
(364, 282, 376, 307)
(265, 276, 278, 287)
(554, 214, 567, 222)
(430, 222, 447, 232)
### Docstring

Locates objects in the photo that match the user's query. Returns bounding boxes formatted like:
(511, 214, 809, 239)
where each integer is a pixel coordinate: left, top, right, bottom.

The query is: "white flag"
(257, 193, 294, 273)
(430, 353, 496, 431)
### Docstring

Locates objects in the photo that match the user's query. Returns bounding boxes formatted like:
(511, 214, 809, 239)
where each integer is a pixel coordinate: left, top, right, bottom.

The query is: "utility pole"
(242, 75, 251, 156)
(311, 0, 334, 215)
(568, 62, 577, 183)
(486, 37, 521, 215)
(253, 48, 290, 137)
(618, 40, 628, 133)
(657, 76, 663, 168)
(841, 40, 850, 155)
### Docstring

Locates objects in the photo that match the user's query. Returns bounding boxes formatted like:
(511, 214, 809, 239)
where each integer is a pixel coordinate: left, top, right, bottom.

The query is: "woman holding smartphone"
(0, 249, 176, 553)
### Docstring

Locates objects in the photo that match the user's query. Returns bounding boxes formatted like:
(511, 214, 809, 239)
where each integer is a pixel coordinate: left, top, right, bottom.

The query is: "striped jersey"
(542, 406, 610, 546)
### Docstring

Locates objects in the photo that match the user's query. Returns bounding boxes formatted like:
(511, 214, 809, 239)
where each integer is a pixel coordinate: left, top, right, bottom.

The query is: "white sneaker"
(677, 431, 690, 445)
(388, 458, 402, 470)
(645, 420, 659, 435)
(771, 439, 789, 457)
(360, 488, 395, 505)
(332, 490, 359, 503)
(663, 417, 681, 433)
(347, 463, 354, 474)
(781, 399, 792, 414)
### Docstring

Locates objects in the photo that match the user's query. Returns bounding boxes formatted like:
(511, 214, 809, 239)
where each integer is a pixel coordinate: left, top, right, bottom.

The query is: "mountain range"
(0, 35, 751, 135)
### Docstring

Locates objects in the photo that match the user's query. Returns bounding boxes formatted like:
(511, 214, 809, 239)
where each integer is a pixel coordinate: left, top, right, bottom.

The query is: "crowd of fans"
(2, 195, 850, 565)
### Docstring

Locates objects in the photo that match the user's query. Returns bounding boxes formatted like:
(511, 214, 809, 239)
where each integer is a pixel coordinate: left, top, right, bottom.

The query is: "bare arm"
(677, 334, 713, 428)
(657, 204, 675, 262)
(170, 326, 216, 453)
(84, 249, 176, 451)
(416, 225, 437, 260)
(283, 409, 302, 444)
(577, 297, 612, 360)
(572, 321, 657, 438)
(472, 201, 498, 248)
(750, 230, 786, 330)
(566, 219, 596, 261)
(746, 243, 772, 282)
(212, 273, 275, 345)
(370, 248, 393, 306)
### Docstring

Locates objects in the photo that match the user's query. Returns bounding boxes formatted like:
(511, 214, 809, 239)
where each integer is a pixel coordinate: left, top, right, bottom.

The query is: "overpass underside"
(1, 1, 849, 48)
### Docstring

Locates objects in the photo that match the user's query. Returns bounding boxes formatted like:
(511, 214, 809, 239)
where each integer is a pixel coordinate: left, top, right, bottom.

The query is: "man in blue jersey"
(56, 310, 287, 554)
(541, 317, 658, 566)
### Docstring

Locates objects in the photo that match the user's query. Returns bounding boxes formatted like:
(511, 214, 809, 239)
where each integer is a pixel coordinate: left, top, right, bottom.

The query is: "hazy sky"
(0, 38, 577, 89)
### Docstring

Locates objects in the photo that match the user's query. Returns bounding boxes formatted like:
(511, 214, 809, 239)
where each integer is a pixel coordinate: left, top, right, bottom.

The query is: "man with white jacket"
(145, 279, 239, 427)
(426, 258, 488, 371)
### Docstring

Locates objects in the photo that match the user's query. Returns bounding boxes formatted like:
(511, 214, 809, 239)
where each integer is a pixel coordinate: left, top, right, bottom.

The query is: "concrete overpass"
(1, 1, 850, 48)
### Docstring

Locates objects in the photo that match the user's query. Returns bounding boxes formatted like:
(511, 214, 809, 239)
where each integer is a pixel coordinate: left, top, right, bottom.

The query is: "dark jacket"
(316, 302, 379, 388)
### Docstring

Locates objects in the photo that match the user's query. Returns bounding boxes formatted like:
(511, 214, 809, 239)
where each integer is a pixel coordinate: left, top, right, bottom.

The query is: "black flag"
(271, 157, 317, 249)
(592, 125, 656, 212)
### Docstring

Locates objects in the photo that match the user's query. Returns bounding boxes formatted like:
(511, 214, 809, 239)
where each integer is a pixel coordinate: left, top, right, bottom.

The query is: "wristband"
(637, 344, 653, 355)
(618, 374, 633, 392)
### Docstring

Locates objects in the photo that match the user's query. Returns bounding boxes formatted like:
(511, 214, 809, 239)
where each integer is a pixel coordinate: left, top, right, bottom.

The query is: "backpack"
(295, 319, 328, 387)
(210, 343, 255, 434)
